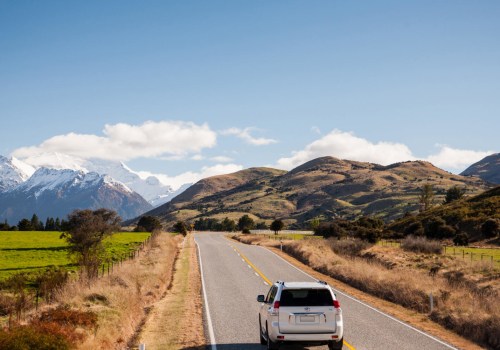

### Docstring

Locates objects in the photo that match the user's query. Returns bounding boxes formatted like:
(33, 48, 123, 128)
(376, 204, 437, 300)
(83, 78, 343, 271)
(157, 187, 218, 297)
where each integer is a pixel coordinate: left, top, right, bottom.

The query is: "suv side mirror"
(257, 295, 265, 303)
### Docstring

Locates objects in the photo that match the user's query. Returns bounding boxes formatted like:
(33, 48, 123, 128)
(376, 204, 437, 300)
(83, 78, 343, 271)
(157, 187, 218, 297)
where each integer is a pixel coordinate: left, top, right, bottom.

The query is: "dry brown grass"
(232, 234, 500, 349)
(49, 232, 182, 349)
(137, 234, 205, 349)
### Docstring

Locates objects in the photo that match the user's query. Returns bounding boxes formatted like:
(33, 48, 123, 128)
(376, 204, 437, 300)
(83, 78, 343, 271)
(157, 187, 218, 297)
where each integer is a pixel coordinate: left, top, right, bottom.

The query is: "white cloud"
(210, 155, 233, 163)
(12, 121, 217, 161)
(275, 129, 492, 173)
(221, 127, 277, 146)
(137, 163, 244, 190)
(425, 146, 492, 171)
(311, 126, 321, 134)
(276, 129, 415, 170)
(191, 154, 205, 161)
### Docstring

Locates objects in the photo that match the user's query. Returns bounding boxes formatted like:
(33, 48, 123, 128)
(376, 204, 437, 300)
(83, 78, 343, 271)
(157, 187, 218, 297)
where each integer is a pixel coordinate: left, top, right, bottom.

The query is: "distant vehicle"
(257, 280, 344, 349)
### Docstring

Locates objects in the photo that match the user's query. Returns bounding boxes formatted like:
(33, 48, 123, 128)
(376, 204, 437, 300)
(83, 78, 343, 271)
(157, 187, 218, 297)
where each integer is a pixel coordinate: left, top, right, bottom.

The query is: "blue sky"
(1, 1, 499, 186)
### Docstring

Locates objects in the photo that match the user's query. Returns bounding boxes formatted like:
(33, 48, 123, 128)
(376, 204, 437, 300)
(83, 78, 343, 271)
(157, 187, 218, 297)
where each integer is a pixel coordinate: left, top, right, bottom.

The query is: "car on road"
(257, 280, 344, 349)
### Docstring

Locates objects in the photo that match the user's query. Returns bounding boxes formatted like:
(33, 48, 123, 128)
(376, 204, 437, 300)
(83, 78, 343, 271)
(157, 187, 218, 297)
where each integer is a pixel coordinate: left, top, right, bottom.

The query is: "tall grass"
(401, 236, 443, 254)
(251, 237, 499, 349)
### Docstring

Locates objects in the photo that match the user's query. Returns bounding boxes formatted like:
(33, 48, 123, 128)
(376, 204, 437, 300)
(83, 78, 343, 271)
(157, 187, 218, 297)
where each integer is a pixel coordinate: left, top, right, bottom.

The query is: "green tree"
(60, 209, 121, 280)
(481, 219, 499, 238)
(31, 214, 44, 231)
(221, 217, 236, 232)
(238, 215, 255, 233)
(270, 219, 284, 235)
(173, 221, 188, 236)
(309, 217, 321, 231)
(17, 218, 33, 231)
(419, 184, 434, 212)
(136, 215, 162, 232)
(444, 186, 466, 204)
(255, 222, 268, 230)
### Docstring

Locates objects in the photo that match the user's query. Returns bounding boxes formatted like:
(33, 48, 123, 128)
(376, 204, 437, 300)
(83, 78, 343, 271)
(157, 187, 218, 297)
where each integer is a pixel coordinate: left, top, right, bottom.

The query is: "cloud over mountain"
(276, 129, 493, 172)
(12, 121, 217, 161)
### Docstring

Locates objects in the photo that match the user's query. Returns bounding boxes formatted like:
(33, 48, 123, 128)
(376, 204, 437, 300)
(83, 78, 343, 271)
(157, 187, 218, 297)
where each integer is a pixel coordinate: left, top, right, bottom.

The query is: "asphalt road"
(195, 232, 457, 350)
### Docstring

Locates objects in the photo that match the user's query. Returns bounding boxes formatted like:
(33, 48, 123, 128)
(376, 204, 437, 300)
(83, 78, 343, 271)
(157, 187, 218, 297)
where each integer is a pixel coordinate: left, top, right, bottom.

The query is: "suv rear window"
(279, 289, 333, 307)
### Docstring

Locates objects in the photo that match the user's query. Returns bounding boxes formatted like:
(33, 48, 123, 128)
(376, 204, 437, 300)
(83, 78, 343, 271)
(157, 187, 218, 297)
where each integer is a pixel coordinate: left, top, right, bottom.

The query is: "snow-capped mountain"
(19, 152, 186, 207)
(0, 156, 35, 191)
(83, 159, 181, 206)
(0, 167, 152, 224)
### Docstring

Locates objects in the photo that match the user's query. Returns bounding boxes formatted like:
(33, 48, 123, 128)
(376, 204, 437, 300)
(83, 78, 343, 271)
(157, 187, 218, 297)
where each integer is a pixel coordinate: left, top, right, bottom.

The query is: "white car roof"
(280, 281, 329, 289)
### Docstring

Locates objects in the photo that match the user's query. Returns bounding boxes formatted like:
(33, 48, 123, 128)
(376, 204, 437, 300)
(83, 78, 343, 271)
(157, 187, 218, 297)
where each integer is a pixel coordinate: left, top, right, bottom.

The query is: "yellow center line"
(231, 244, 272, 285)
(229, 240, 356, 350)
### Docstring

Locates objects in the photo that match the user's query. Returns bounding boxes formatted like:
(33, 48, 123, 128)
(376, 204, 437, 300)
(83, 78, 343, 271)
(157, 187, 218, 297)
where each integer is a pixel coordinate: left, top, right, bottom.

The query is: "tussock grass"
(401, 236, 443, 254)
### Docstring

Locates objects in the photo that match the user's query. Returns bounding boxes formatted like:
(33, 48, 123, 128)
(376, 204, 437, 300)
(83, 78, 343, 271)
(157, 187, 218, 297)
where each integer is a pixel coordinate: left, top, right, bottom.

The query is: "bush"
(327, 238, 372, 256)
(0, 325, 71, 350)
(241, 228, 251, 234)
(401, 236, 442, 254)
(404, 222, 424, 236)
(453, 232, 469, 246)
(314, 222, 347, 239)
(481, 218, 499, 238)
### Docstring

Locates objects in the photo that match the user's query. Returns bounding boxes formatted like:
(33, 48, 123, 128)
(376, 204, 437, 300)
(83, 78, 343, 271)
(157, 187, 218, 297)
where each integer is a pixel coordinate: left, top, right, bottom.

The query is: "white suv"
(257, 280, 343, 350)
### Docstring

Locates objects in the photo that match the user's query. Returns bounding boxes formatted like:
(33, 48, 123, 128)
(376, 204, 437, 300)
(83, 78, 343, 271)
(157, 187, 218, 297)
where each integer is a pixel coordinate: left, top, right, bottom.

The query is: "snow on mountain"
(17, 152, 186, 207)
(0, 167, 152, 223)
(0, 156, 35, 191)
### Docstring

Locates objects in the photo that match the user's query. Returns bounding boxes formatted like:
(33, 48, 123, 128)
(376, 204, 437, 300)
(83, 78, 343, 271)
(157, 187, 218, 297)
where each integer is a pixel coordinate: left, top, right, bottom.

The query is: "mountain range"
(143, 156, 492, 227)
(1, 152, 498, 226)
(0, 155, 190, 224)
(461, 153, 500, 184)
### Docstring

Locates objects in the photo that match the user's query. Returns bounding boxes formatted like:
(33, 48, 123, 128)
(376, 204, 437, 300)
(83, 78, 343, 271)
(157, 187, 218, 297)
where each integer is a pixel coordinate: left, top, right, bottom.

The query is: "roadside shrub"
(481, 218, 499, 238)
(0, 325, 71, 350)
(39, 306, 98, 329)
(327, 238, 372, 257)
(425, 217, 456, 239)
(404, 222, 424, 236)
(453, 232, 469, 246)
(314, 222, 347, 239)
(401, 236, 442, 254)
(35, 268, 69, 303)
(241, 228, 251, 234)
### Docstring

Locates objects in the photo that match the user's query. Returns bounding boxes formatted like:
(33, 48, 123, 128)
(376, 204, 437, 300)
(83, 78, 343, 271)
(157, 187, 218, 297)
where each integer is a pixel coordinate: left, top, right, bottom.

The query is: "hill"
(388, 186, 500, 242)
(142, 157, 490, 227)
(461, 153, 500, 184)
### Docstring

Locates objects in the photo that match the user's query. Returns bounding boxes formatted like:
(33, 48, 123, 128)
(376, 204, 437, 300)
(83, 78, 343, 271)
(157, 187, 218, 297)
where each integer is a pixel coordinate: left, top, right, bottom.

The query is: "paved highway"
(195, 232, 457, 350)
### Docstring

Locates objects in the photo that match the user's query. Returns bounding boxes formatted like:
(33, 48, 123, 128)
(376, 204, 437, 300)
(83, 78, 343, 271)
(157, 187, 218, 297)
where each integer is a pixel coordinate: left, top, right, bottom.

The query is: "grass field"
(378, 239, 500, 266)
(0, 231, 150, 280)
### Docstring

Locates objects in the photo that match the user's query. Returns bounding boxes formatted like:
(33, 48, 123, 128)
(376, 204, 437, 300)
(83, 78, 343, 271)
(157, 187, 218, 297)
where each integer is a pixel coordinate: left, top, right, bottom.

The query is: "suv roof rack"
(317, 280, 327, 285)
(276, 280, 285, 285)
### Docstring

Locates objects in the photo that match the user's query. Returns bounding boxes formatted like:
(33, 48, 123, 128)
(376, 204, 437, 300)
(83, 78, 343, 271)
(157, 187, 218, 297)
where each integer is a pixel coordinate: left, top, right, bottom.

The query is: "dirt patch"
(137, 234, 205, 349)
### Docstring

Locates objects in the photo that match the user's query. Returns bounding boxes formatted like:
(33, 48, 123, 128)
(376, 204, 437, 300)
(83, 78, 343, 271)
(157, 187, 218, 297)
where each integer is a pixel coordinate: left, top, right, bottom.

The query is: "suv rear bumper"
(269, 327, 343, 343)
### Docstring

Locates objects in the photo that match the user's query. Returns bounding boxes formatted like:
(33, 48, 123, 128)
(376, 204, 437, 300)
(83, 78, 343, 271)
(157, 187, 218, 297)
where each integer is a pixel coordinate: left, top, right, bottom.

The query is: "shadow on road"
(181, 344, 318, 350)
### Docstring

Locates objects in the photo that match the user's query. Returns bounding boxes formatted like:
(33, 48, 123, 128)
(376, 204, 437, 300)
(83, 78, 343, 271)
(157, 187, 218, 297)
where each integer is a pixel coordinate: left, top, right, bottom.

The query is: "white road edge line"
(195, 238, 217, 350)
(261, 246, 458, 350)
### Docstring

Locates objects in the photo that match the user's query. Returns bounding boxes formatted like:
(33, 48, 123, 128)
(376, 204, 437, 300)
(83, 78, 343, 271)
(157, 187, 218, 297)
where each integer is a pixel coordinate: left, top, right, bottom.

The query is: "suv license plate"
(300, 315, 315, 322)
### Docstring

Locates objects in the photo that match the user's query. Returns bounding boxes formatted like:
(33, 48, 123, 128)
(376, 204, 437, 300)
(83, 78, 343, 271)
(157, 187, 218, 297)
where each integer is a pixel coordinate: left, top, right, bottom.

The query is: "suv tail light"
(333, 300, 340, 309)
(273, 301, 280, 309)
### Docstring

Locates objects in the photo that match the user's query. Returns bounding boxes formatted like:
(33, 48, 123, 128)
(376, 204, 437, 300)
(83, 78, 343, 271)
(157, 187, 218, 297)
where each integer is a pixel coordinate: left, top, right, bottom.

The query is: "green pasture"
(443, 245, 500, 265)
(378, 239, 500, 265)
(0, 231, 150, 280)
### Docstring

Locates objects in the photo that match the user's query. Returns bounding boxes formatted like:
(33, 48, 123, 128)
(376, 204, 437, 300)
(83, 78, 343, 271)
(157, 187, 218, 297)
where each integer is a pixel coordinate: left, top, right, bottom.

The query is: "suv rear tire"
(266, 323, 279, 349)
(328, 338, 343, 350)
(259, 317, 266, 345)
